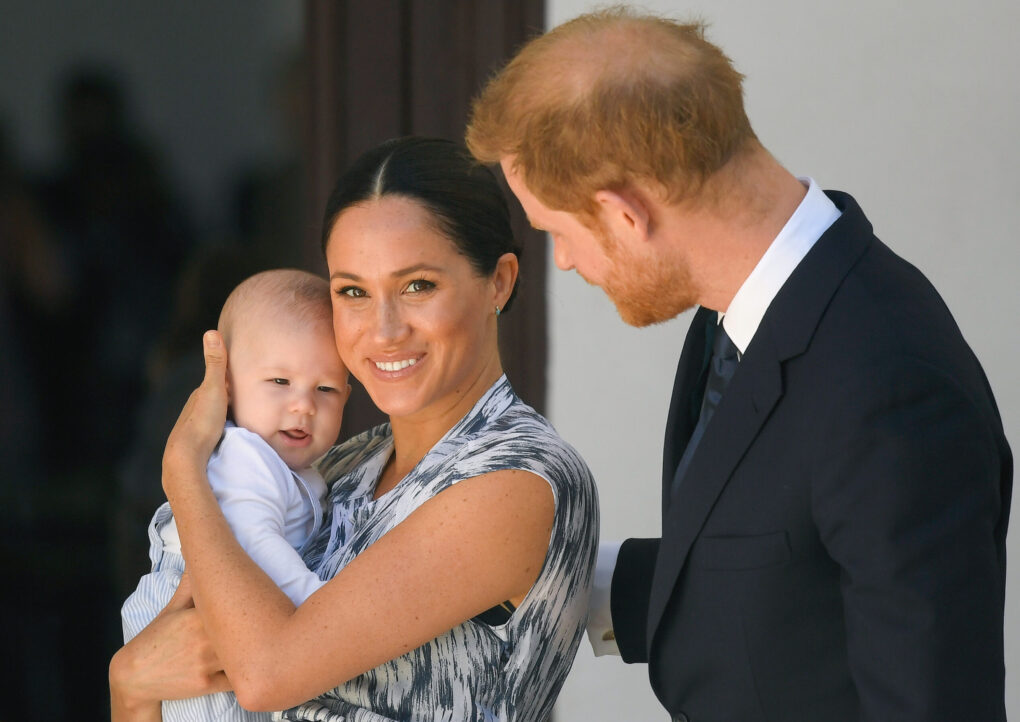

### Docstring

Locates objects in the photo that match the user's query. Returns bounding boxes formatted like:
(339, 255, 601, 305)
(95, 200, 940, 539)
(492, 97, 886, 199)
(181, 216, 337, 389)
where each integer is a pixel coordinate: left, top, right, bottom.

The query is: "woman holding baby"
(110, 136, 599, 721)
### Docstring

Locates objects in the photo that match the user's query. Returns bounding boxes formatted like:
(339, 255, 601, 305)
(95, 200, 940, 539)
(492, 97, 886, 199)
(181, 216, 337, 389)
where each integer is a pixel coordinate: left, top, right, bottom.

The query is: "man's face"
(500, 158, 612, 284)
(501, 157, 696, 326)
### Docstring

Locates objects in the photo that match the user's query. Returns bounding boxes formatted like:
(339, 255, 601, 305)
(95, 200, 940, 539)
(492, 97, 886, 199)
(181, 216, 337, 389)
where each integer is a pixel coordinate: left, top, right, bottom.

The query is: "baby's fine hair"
(218, 268, 332, 348)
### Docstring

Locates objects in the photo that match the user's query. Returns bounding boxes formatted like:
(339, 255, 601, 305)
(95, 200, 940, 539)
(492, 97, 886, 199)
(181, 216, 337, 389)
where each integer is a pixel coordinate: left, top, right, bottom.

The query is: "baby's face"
(228, 314, 349, 469)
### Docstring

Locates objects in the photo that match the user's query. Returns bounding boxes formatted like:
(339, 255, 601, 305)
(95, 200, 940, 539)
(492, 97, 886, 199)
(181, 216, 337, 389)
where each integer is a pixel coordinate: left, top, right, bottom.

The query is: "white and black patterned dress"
(276, 376, 599, 722)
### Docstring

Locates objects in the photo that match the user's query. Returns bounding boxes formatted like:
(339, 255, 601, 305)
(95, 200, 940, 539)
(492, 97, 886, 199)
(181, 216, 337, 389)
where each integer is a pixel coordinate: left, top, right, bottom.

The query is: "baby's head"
(218, 269, 349, 469)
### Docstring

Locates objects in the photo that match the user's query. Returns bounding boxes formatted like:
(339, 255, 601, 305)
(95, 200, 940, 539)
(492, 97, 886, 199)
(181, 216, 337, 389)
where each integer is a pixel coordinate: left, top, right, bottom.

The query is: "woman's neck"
(373, 360, 504, 498)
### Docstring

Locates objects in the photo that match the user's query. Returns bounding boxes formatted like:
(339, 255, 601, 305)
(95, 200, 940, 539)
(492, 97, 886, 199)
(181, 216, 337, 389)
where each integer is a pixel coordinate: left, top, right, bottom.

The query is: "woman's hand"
(163, 331, 229, 497)
(110, 574, 231, 720)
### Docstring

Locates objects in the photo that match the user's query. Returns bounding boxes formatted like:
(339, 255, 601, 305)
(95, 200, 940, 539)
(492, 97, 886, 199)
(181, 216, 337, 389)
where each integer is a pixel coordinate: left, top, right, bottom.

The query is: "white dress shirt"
(588, 177, 841, 655)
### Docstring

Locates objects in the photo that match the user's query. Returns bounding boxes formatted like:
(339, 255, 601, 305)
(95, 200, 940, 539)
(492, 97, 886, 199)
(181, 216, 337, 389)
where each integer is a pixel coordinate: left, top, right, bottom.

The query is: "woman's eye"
(338, 286, 366, 298)
(406, 278, 435, 293)
(272, 378, 289, 385)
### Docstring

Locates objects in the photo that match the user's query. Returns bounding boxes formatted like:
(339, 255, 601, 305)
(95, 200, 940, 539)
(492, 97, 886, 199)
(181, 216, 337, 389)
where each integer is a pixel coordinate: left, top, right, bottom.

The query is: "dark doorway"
(303, 0, 549, 438)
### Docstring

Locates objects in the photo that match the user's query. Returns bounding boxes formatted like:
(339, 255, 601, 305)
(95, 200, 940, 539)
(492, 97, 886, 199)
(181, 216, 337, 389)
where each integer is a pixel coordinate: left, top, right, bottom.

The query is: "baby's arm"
(207, 429, 326, 606)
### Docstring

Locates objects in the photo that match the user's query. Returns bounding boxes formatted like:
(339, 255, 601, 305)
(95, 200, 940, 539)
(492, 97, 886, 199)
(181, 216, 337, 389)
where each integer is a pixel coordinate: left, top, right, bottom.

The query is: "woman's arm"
(164, 332, 556, 712)
(109, 574, 231, 721)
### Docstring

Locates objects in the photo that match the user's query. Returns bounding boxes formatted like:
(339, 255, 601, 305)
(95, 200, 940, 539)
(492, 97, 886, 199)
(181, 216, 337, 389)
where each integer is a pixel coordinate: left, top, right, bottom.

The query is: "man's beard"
(594, 229, 698, 327)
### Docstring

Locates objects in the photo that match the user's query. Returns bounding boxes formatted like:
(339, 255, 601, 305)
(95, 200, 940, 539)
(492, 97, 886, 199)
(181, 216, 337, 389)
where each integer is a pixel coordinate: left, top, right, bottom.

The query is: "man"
(467, 7, 1011, 722)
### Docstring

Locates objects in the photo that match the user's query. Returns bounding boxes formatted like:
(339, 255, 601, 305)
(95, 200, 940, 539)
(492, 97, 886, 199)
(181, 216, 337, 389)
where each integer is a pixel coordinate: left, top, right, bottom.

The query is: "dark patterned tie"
(670, 320, 740, 501)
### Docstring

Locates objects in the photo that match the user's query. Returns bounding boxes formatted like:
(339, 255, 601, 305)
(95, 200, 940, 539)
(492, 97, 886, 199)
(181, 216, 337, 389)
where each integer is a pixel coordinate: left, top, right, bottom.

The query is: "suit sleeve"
(813, 356, 1009, 721)
(610, 537, 661, 663)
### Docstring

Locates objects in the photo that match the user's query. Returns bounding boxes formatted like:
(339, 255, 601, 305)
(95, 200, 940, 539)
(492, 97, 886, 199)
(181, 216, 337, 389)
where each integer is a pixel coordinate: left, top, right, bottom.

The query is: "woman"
(110, 136, 599, 721)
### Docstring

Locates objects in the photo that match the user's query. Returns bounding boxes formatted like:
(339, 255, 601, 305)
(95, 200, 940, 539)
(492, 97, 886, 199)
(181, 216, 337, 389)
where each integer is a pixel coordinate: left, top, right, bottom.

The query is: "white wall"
(544, 2, 1020, 720)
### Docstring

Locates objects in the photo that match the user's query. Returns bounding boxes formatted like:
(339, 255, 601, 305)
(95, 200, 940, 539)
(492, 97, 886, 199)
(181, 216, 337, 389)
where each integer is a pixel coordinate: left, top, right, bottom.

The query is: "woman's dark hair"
(320, 136, 523, 312)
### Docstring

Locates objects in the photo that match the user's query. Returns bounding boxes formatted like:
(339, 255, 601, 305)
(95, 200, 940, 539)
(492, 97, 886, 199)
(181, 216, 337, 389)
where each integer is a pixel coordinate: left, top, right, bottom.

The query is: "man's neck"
(668, 149, 807, 313)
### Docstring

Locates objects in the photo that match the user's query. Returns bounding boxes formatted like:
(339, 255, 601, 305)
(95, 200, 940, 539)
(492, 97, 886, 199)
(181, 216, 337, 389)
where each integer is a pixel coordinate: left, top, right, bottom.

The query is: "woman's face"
(324, 195, 511, 425)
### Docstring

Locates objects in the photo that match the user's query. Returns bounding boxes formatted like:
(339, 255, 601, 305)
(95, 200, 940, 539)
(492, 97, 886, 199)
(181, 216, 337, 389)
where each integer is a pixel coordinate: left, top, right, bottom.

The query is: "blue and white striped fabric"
(278, 376, 599, 722)
(120, 501, 273, 722)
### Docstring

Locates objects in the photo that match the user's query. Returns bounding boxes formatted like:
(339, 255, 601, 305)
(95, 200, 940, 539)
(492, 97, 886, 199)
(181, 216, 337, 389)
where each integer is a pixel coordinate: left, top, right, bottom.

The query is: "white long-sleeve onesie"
(121, 422, 327, 721)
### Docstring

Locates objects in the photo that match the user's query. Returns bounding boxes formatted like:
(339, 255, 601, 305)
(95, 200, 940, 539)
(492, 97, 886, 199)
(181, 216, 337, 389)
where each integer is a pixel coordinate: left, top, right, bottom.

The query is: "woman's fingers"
(110, 606, 230, 706)
(200, 330, 228, 403)
(163, 331, 230, 483)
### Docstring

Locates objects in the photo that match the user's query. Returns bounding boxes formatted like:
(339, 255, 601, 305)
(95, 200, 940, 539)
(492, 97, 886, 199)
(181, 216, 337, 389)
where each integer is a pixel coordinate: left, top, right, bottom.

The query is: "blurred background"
(1, 1, 1017, 721)
(0, 2, 546, 718)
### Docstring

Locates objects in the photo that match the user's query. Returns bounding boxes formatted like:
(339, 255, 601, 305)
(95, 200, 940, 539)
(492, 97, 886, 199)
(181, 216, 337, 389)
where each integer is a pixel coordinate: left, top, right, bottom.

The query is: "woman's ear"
(491, 252, 520, 309)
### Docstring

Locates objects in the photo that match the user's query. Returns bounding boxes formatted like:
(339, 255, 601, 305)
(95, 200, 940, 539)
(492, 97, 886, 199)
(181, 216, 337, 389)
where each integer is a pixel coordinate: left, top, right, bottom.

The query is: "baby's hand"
(163, 331, 229, 490)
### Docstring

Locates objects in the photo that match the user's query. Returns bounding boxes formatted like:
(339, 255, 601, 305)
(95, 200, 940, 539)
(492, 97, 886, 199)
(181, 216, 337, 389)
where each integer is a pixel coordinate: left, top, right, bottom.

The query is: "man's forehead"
(498, 156, 537, 203)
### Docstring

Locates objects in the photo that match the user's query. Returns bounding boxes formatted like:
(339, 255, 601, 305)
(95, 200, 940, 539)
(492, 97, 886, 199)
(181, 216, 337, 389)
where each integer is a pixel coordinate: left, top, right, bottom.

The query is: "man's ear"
(594, 187, 652, 242)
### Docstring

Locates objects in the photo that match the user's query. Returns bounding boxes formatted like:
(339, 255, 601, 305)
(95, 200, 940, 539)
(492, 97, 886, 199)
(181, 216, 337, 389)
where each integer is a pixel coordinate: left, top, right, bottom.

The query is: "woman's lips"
(369, 354, 424, 379)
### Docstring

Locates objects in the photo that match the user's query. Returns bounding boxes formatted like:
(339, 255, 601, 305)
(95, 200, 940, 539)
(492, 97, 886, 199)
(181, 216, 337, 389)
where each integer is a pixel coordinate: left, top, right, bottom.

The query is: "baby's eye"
(338, 286, 366, 298)
(317, 385, 336, 393)
(405, 278, 435, 293)
(272, 378, 289, 385)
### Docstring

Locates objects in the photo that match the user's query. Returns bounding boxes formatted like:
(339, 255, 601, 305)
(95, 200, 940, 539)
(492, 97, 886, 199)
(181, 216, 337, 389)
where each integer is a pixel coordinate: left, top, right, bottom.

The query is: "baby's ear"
(224, 368, 235, 407)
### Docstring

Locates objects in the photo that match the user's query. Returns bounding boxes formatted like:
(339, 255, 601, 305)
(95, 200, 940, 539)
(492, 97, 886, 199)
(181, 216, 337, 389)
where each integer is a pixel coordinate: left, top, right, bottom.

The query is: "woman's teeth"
(375, 358, 418, 372)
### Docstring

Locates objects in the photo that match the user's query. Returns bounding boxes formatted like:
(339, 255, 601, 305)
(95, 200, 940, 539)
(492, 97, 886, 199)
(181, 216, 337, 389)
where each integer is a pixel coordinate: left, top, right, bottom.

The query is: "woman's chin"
(371, 397, 424, 421)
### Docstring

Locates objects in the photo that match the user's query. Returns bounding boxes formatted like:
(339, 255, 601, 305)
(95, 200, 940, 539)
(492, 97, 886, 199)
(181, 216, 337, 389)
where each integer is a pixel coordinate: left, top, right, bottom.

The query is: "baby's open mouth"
(282, 429, 309, 441)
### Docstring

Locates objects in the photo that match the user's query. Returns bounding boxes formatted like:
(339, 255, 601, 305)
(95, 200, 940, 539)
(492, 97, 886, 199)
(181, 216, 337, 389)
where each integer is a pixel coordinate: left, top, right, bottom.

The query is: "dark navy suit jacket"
(611, 191, 1012, 721)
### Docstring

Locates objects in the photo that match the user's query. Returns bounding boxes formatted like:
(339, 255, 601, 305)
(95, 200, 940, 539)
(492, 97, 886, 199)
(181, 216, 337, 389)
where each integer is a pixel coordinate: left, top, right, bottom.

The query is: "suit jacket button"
(673, 714, 690, 722)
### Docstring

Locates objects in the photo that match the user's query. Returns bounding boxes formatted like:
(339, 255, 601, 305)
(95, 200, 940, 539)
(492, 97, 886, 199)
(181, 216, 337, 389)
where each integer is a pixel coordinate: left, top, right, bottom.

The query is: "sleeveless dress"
(276, 376, 599, 722)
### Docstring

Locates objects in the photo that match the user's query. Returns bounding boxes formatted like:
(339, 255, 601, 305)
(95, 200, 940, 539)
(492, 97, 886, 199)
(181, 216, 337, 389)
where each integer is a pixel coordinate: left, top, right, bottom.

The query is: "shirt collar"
(720, 177, 841, 354)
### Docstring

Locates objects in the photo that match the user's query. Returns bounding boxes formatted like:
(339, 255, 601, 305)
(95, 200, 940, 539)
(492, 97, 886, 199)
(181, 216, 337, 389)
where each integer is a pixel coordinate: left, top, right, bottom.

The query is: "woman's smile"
(372, 355, 423, 374)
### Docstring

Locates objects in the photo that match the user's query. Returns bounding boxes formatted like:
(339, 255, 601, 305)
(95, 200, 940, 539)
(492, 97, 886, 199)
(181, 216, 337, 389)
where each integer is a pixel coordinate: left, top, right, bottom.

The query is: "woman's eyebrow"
(392, 263, 443, 277)
(330, 263, 444, 282)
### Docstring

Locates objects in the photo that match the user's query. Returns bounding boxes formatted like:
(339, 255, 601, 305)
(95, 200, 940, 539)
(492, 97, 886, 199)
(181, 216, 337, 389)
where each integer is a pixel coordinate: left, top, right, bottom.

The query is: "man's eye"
(272, 378, 289, 385)
(406, 278, 435, 293)
(338, 286, 366, 298)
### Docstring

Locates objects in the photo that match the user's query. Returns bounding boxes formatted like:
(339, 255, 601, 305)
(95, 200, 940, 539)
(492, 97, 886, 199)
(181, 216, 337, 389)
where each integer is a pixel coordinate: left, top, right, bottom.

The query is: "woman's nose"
(373, 298, 410, 344)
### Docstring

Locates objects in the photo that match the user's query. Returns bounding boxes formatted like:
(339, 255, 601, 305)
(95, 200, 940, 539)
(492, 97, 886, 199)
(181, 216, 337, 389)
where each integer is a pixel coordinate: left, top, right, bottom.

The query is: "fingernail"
(204, 330, 220, 348)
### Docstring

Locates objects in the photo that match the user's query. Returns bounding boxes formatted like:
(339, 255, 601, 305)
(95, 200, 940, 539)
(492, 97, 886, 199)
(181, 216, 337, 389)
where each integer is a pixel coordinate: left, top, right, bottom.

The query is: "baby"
(121, 268, 349, 721)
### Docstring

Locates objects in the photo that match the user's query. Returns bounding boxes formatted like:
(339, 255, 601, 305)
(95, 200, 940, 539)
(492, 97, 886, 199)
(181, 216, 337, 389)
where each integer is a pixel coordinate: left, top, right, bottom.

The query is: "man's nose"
(552, 237, 574, 271)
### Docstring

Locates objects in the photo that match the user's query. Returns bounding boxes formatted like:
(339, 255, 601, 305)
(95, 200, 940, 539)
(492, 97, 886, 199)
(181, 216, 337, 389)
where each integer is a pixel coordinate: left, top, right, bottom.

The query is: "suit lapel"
(646, 328, 784, 643)
(644, 190, 877, 655)
(661, 306, 716, 515)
